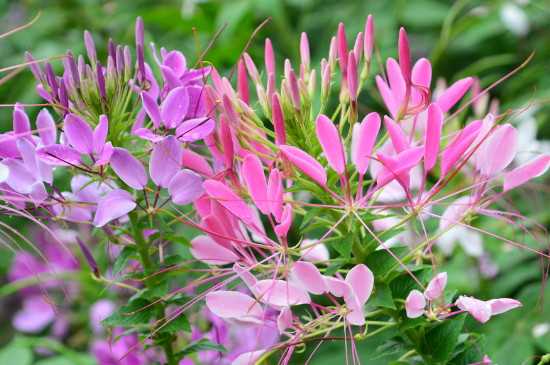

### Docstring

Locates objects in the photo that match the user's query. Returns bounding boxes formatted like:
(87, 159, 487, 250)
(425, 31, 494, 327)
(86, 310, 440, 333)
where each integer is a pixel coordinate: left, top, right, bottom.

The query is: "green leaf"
(102, 298, 155, 328)
(176, 339, 227, 358)
(369, 283, 395, 309)
(364, 247, 409, 279)
(112, 246, 136, 276)
(156, 314, 191, 334)
(0, 338, 32, 365)
(420, 314, 466, 363)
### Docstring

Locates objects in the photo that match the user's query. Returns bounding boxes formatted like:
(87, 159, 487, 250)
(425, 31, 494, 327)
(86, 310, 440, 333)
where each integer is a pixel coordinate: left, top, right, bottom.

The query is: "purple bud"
(123, 46, 132, 79)
(108, 39, 117, 69)
(77, 237, 100, 278)
(288, 69, 301, 110)
(66, 52, 80, 88)
(45, 63, 59, 100)
(116, 46, 124, 75)
(107, 56, 116, 79)
(96, 63, 106, 100)
(84, 30, 97, 64)
(135, 17, 145, 83)
(25, 52, 44, 82)
(135, 17, 144, 49)
(58, 79, 69, 113)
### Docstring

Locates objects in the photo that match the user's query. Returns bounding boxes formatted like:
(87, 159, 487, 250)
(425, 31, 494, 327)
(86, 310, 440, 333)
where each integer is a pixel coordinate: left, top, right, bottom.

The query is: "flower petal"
(93, 189, 136, 227)
(205, 291, 264, 323)
(280, 145, 327, 186)
(110, 148, 147, 190)
(424, 103, 443, 172)
(242, 154, 269, 214)
(203, 179, 253, 223)
(64, 113, 94, 154)
(175, 117, 215, 142)
(141, 92, 161, 128)
(160, 86, 189, 129)
(405, 289, 426, 318)
(424, 272, 447, 300)
(487, 298, 522, 315)
(168, 169, 204, 205)
(93, 115, 109, 155)
(190, 235, 238, 265)
(478, 124, 518, 176)
(253, 279, 310, 307)
(503, 154, 550, 191)
(351, 112, 380, 175)
(290, 261, 327, 295)
(316, 114, 346, 174)
(436, 77, 473, 113)
(345, 264, 374, 305)
(36, 109, 57, 146)
(150, 136, 182, 188)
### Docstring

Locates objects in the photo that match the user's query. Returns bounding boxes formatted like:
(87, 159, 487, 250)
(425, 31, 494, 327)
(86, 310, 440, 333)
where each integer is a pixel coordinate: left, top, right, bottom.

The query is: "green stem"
(128, 211, 177, 365)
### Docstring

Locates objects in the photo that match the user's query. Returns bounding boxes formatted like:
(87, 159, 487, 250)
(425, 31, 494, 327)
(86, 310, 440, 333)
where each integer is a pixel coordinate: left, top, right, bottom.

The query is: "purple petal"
(36, 109, 57, 146)
(168, 169, 203, 205)
(149, 136, 182, 188)
(13, 296, 55, 333)
(141, 92, 161, 129)
(110, 148, 147, 189)
(64, 113, 94, 154)
(93, 189, 136, 227)
(161, 86, 190, 129)
(175, 117, 215, 142)
(37, 145, 81, 166)
(13, 104, 31, 136)
(93, 115, 109, 155)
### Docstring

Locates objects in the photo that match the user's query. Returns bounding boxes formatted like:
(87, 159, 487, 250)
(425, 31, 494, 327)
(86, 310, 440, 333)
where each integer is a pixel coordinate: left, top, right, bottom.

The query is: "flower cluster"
(1, 14, 549, 365)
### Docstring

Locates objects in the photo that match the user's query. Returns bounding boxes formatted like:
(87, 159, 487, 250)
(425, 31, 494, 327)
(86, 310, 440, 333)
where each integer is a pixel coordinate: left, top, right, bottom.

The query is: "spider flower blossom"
(0, 14, 546, 365)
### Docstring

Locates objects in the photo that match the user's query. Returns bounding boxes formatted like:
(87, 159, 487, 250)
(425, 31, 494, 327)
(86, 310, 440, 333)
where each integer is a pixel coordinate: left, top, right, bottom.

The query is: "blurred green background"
(0, 0, 549, 363)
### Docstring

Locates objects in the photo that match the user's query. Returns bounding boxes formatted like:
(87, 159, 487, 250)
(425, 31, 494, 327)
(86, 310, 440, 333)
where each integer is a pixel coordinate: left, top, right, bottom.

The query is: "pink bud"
(347, 52, 358, 101)
(288, 69, 301, 110)
(237, 58, 249, 105)
(364, 15, 374, 61)
(264, 38, 276, 77)
(337, 23, 348, 76)
(353, 32, 363, 65)
(243, 52, 260, 84)
(328, 36, 337, 67)
(424, 272, 447, 300)
(321, 59, 331, 97)
(300, 32, 310, 70)
(271, 93, 286, 145)
(398, 27, 411, 82)
(405, 289, 426, 318)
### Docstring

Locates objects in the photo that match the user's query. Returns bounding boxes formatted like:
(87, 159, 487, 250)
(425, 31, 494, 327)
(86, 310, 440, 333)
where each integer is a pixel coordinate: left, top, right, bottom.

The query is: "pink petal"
(93, 189, 136, 227)
(436, 77, 474, 113)
(376, 146, 424, 188)
(439, 195, 471, 231)
(376, 76, 398, 118)
(405, 289, 426, 318)
(503, 154, 550, 191)
(190, 235, 238, 265)
(141, 92, 161, 128)
(487, 298, 522, 315)
(161, 86, 189, 129)
(274, 204, 292, 237)
(290, 261, 327, 295)
(150, 136, 182, 188)
(267, 168, 284, 221)
(205, 291, 263, 322)
(168, 169, 204, 205)
(175, 117, 215, 142)
(411, 58, 432, 89)
(424, 272, 447, 300)
(363, 15, 374, 61)
(424, 103, 443, 172)
(232, 350, 266, 365)
(277, 307, 293, 334)
(272, 94, 286, 145)
(441, 119, 482, 176)
(300, 240, 330, 262)
(233, 263, 258, 288)
(36, 109, 57, 146)
(203, 179, 253, 223)
(324, 276, 352, 298)
(242, 154, 269, 214)
(13, 104, 31, 136)
(64, 114, 94, 154)
(253, 279, 311, 307)
(110, 148, 147, 189)
(345, 264, 374, 305)
(280, 145, 327, 186)
(13, 296, 55, 333)
(386, 58, 406, 109)
(316, 114, 346, 174)
(351, 112, 381, 175)
(455, 296, 492, 323)
(182, 149, 213, 176)
(95, 141, 113, 166)
(398, 28, 411, 82)
(93, 115, 109, 155)
(478, 124, 518, 176)
(37, 144, 81, 166)
(384, 116, 409, 153)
